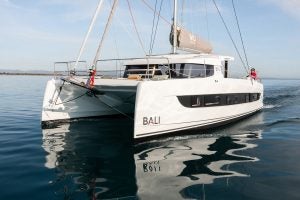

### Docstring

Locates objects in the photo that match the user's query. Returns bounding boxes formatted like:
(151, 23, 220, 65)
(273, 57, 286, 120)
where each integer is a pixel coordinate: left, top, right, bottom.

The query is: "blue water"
(0, 76, 300, 200)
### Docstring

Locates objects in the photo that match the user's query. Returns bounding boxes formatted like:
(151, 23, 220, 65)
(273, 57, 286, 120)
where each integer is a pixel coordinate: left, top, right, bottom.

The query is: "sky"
(0, 0, 299, 79)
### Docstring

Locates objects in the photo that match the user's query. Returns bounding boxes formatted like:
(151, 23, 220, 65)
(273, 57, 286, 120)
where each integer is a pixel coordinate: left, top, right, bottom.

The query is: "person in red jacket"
(87, 68, 96, 88)
(250, 68, 257, 80)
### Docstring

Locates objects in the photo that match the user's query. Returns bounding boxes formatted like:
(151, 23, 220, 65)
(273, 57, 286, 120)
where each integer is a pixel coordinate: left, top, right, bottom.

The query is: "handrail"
(95, 56, 171, 79)
(53, 61, 87, 77)
(52, 56, 214, 80)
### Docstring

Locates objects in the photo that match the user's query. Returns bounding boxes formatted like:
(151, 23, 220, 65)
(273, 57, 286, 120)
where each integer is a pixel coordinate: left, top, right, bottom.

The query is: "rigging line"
(186, 1, 195, 34)
(232, 0, 249, 69)
(109, 0, 121, 63)
(126, 0, 147, 55)
(111, 25, 120, 62)
(141, 0, 171, 25)
(53, 80, 65, 105)
(93, 0, 119, 67)
(94, 94, 134, 120)
(74, 0, 104, 69)
(149, 0, 158, 55)
(112, 25, 121, 77)
(150, 0, 164, 55)
(204, 0, 210, 42)
(180, 0, 185, 25)
(113, 10, 146, 53)
(211, 0, 248, 74)
(55, 92, 87, 105)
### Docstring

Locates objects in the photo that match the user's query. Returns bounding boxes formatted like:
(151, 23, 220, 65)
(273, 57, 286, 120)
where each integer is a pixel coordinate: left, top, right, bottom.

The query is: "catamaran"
(41, 0, 263, 139)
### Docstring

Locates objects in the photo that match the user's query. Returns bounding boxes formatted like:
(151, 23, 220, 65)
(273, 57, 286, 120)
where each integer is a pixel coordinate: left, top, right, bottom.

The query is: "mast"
(172, 0, 178, 54)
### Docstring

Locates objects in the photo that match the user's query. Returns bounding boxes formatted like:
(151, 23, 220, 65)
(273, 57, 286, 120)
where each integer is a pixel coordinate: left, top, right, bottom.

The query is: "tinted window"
(204, 95, 222, 106)
(124, 63, 215, 79)
(165, 63, 215, 78)
(124, 65, 162, 78)
(178, 93, 261, 108)
(206, 65, 214, 76)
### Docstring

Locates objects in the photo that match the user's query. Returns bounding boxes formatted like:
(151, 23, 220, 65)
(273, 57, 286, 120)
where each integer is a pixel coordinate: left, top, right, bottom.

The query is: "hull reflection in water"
(42, 118, 137, 199)
(135, 133, 261, 199)
(42, 113, 263, 199)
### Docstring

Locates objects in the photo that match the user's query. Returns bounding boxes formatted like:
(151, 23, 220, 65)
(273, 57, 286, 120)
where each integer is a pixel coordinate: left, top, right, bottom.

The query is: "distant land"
(0, 69, 53, 76)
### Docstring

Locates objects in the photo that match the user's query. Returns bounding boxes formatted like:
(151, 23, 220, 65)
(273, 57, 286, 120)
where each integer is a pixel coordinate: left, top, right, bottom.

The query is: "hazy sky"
(0, 0, 299, 79)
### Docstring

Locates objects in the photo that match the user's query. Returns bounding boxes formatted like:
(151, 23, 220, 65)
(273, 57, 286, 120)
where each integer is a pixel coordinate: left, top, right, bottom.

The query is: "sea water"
(0, 76, 300, 200)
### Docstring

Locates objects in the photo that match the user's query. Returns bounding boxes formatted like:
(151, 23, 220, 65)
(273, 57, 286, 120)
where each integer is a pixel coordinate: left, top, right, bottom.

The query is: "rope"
(149, 0, 164, 55)
(94, 94, 134, 120)
(232, 0, 250, 70)
(204, 0, 210, 42)
(126, 0, 147, 55)
(55, 93, 87, 105)
(149, 0, 158, 55)
(74, 0, 104, 69)
(180, 0, 185, 25)
(113, 10, 147, 54)
(53, 80, 65, 105)
(141, 0, 171, 25)
(93, 0, 119, 67)
(212, 0, 248, 74)
(111, 25, 121, 76)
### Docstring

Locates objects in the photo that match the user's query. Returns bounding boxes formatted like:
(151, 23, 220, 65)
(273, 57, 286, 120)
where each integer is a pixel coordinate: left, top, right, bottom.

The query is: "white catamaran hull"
(42, 77, 138, 122)
(42, 76, 263, 139)
(134, 77, 263, 138)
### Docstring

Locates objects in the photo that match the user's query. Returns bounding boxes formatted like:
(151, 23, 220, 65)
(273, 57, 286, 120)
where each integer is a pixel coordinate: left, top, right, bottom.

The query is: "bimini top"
(123, 53, 234, 67)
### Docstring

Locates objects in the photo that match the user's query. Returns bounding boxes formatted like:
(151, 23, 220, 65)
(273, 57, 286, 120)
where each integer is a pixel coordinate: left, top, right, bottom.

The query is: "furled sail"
(170, 26, 213, 54)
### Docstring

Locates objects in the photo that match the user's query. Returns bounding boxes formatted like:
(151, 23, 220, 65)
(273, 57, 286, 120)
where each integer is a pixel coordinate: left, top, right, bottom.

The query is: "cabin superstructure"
(99, 53, 234, 80)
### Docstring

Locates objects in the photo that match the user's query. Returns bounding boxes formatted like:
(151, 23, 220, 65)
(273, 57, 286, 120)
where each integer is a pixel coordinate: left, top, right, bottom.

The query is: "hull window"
(177, 93, 261, 108)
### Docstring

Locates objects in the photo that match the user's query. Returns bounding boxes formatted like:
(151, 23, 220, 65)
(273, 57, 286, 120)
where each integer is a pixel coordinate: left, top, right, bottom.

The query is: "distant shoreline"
(0, 72, 53, 76)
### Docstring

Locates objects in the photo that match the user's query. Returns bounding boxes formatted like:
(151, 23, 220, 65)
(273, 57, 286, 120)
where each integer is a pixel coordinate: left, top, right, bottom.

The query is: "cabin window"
(185, 64, 205, 78)
(204, 95, 222, 106)
(206, 65, 214, 76)
(168, 63, 214, 78)
(123, 65, 162, 78)
(124, 63, 215, 79)
(177, 96, 192, 107)
(250, 93, 260, 102)
(226, 95, 234, 105)
(191, 96, 203, 107)
(177, 93, 261, 108)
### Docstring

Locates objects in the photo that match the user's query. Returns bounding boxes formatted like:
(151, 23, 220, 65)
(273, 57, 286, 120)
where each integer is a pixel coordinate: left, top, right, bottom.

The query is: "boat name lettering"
(143, 116, 160, 125)
(143, 161, 161, 172)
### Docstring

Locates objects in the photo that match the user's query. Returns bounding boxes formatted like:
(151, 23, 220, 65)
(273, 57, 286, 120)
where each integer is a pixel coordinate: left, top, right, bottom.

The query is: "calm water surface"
(0, 76, 300, 199)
